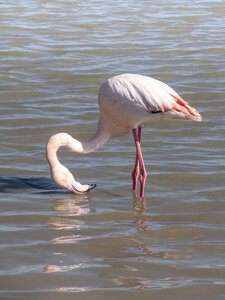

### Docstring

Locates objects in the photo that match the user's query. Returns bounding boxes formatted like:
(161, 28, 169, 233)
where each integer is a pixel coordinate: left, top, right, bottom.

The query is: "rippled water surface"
(0, 0, 225, 299)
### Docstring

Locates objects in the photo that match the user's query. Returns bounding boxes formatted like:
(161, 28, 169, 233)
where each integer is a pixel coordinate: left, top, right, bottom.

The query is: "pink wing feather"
(170, 93, 201, 119)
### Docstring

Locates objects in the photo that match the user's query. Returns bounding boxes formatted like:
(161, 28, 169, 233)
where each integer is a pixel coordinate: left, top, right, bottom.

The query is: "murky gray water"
(0, 0, 225, 299)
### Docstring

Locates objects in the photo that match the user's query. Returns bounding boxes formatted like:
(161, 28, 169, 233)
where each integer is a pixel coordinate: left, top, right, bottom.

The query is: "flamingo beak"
(67, 182, 96, 194)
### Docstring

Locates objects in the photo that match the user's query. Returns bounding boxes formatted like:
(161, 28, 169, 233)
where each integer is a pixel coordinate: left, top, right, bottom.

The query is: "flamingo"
(46, 73, 202, 197)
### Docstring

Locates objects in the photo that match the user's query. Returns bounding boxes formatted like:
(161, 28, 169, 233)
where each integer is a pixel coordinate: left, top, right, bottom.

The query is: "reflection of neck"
(46, 124, 110, 169)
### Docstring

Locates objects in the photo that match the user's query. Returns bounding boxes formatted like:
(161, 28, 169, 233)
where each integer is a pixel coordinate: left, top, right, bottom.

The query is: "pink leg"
(132, 128, 147, 198)
(132, 127, 142, 191)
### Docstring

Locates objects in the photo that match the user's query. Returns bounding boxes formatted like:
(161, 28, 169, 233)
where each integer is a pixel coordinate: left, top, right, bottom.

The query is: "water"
(0, 0, 225, 299)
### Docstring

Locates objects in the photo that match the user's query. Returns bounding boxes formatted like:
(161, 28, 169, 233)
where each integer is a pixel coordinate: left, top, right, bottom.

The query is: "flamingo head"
(51, 164, 96, 194)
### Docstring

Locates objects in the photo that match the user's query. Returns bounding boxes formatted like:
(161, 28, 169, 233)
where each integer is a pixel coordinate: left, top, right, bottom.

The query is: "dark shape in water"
(0, 176, 62, 193)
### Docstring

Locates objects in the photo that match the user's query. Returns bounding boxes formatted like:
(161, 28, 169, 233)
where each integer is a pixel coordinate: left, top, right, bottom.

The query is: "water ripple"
(0, 0, 225, 299)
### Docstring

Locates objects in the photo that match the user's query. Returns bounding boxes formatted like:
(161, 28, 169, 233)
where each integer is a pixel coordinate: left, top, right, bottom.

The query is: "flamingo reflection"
(47, 194, 90, 230)
(44, 195, 91, 274)
(133, 197, 151, 232)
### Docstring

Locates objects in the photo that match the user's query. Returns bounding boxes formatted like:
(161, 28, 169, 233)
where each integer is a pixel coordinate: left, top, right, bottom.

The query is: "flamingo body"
(98, 74, 200, 135)
(46, 74, 201, 197)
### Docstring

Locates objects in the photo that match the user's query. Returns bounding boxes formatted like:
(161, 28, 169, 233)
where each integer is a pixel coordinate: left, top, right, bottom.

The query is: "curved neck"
(46, 125, 110, 169)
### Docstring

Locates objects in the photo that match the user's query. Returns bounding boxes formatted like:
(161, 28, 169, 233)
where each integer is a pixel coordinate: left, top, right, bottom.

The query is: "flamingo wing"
(103, 74, 201, 121)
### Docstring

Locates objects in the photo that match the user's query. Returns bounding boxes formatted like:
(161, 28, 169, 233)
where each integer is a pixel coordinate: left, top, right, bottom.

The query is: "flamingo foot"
(67, 182, 96, 194)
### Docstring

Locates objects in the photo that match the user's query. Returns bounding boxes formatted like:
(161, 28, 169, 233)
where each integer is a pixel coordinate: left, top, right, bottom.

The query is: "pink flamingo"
(46, 74, 202, 197)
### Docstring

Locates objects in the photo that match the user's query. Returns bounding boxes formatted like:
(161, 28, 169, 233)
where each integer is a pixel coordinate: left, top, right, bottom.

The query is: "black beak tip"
(88, 184, 96, 192)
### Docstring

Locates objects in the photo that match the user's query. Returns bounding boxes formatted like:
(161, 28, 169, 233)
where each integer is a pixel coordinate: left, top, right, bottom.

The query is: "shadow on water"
(0, 176, 64, 193)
